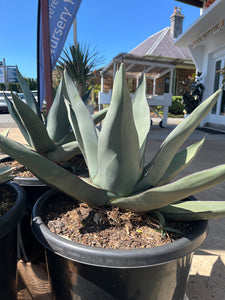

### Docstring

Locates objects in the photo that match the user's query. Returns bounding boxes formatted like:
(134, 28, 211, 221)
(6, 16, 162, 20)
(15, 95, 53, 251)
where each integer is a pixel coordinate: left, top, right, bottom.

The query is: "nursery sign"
(38, 0, 82, 106)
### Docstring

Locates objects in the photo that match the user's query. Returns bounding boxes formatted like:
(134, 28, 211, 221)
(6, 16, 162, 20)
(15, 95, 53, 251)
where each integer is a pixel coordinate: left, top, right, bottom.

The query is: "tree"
(57, 43, 104, 98)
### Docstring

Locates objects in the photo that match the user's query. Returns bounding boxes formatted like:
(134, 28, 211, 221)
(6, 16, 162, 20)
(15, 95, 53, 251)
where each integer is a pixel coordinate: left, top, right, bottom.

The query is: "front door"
(210, 54, 225, 125)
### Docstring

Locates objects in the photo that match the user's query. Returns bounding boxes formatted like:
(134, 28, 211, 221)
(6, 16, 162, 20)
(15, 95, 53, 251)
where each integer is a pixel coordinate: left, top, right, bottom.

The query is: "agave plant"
(1, 64, 225, 221)
(3, 69, 107, 165)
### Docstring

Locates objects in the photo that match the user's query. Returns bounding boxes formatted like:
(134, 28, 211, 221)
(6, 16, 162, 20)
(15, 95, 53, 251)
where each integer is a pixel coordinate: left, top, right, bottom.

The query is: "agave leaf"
(93, 64, 141, 195)
(16, 68, 41, 118)
(82, 88, 92, 105)
(111, 164, 225, 212)
(0, 134, 114, 206)
(0, 128, 10, 137)
(56, 130, 76, 146)
(157, 200, 225, 221)
(136, 89, 222, 192)
(46, 141, 81, 163)
(4, 95, 31, 145)
(132, 75, 150, 167)
(11, 93, 56, 154)
(64, 70, 98, 178)
(0, 166, 15, 183)
(54, 109, 108, 147)
(46, 77, 71, 143)
(92, 107, 108, 125)
(157, 138, 205, 186)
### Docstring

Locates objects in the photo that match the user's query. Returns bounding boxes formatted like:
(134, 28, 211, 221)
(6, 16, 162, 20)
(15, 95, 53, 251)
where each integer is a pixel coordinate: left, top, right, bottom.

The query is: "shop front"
(175, 0, 225, 129)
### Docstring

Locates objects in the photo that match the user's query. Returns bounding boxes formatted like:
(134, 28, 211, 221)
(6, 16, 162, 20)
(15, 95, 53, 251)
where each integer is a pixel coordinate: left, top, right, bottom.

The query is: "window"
(212, 60, 221, 114)
(164, 77, 170, 93)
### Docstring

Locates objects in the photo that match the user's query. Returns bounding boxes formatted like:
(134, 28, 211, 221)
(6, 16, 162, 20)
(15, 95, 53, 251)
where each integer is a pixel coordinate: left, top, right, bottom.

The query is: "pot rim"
(0, 156, 46, 186)
(0, 181, 27, 238)
(32, 189, 208, 268)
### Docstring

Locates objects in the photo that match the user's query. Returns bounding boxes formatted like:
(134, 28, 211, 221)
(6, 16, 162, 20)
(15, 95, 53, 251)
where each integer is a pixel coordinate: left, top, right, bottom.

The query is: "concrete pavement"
(1, 116, 225, 299)
(148, 118, 225, 300)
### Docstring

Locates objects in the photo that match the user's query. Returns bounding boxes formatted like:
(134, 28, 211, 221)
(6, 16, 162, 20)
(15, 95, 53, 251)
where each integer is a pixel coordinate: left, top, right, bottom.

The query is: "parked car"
(0, 91, 12, 113)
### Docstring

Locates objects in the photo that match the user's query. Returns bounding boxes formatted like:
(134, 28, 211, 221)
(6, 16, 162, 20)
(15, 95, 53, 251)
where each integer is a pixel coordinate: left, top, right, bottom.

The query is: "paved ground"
(148, 118, 225, 300)
(1, 116, 225, 299)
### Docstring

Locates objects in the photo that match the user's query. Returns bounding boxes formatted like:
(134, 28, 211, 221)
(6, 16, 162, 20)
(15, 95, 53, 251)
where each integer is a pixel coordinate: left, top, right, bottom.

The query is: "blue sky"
(0, 0, 200, 79)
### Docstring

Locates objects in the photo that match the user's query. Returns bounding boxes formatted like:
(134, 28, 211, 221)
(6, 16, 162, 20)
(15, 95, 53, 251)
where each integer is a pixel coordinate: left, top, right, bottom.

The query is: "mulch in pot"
(0, 155, 88, 178)
(43, 194, 198, 249)
(0, 184, 17, 216)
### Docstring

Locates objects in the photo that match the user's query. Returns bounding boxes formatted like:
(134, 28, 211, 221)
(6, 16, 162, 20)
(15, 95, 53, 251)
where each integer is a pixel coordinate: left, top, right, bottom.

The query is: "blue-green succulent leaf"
(93, 64, 141, 195)
(46, 77, 71, 143)
(16, 68, 41, 118)
(11, 93, 56, 154)
(0, 129, 10, 137)
(0, 166, 15, 183)
(64, 70, 98, 178)
(56, 130, 76, 146)
(157, 200, 225, 221)
(111, 164, 225, 212)
(0, 134, 114, 207)
(55, 109, 108, 147)
(157, 138, 205, 186)
(82, 88, 92, 105)
(136, 89, 222, 192)
(92, 107, 108, 125)
(46, 141, 80, 163)
(4, 94, 31, 145)
(132, 75, 150, 167)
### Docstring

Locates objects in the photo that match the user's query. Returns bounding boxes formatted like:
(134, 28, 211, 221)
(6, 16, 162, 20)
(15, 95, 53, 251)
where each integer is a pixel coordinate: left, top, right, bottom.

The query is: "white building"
(175, 0, 225, 130)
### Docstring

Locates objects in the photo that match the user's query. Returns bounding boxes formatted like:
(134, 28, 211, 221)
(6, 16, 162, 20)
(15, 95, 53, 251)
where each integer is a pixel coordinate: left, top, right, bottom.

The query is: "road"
(0, 112, 17, 128)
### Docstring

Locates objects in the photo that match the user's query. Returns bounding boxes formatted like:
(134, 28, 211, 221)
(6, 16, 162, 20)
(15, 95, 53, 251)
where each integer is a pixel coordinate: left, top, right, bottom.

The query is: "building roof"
(129, 27, 192, 60)
(101, 26, 195, 79)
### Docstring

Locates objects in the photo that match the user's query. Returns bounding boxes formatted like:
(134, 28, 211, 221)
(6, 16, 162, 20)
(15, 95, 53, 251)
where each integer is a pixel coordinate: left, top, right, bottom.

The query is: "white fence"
(98, 91, 172, 127)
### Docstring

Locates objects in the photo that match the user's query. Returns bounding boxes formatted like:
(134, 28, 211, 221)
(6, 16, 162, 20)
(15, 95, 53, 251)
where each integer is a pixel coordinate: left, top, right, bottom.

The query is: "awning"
(101, 53, 193, 80)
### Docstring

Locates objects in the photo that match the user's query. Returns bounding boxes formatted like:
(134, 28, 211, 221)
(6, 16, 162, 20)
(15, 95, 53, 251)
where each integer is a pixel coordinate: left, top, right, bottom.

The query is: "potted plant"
(0, 64, 225, 299)
(2, 68, 107, 261)
(181, 72, 205, 115)
(0, 166, 26, 300)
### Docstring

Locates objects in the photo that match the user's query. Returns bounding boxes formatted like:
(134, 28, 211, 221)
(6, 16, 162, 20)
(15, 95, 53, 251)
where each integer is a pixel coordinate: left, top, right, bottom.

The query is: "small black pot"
(15, 176, 49, 262)
(0, 156, 49, 262)
(32, 190, 208, 300)
(0, 182, 26, 300)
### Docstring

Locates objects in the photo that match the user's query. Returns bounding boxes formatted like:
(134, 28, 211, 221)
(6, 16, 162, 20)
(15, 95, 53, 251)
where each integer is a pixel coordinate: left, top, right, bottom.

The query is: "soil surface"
(0, 184, 17, 216)
(43, 194, 198, 249)
(1, 160, 34, 177)
(0, 155, 88, 178)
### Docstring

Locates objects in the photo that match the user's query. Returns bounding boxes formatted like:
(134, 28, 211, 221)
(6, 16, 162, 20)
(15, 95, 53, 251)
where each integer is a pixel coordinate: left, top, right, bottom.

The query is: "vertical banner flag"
(38, 0, 82, 107)
(0, 67, 5, 84)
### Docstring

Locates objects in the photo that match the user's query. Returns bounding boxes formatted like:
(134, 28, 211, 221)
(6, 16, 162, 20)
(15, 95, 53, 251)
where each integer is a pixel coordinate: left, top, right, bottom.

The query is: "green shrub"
(169, 96, 185, 115)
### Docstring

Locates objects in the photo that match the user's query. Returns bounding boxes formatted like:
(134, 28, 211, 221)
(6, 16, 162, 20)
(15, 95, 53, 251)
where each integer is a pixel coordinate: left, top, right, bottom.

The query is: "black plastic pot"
(0, 156, 49, 262)
(0, 182, 27, 300)
(32, 190, 208, 300)
(15, 176, 49, 262)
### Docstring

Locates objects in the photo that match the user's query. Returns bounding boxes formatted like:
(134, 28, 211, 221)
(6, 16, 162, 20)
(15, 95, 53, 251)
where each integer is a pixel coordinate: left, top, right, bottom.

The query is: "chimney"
(170, 7, 184, 39)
